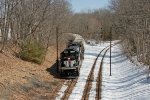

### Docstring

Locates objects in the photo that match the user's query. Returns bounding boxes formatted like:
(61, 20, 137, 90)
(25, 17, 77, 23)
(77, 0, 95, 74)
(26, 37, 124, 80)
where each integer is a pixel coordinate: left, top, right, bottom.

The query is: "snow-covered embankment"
(101, 44, 150, 100)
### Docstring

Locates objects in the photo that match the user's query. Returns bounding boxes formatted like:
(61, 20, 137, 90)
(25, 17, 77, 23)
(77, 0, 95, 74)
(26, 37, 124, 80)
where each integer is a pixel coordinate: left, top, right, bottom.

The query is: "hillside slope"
(0, 33, 75, 100)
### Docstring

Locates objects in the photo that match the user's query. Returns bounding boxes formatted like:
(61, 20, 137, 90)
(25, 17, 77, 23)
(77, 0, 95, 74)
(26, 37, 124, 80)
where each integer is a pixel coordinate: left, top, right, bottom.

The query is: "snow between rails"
(68, 42, 110, 100)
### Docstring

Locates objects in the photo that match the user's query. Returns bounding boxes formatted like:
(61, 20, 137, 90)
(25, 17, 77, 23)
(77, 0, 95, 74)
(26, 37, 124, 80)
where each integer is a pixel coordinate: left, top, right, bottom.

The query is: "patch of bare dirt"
(0, 33, 76, 100)
(0, 45, 66, 100)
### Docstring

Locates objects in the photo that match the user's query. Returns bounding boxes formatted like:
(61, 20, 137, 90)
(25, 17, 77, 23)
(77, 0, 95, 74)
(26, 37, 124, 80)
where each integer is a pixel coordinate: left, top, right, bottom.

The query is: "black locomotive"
(58, 41, 84, 77)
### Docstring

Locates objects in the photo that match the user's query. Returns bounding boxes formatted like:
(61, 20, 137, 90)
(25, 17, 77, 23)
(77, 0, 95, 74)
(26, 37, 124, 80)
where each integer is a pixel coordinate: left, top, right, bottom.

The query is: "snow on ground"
(55, 81, 68, 100)
(101, 44, 150, 100)
(55, 40, 115, 100)
(55, 41, 108, 100)
(88, 48, 106, 100)
(88, 40, 120, 100)
(68, 42, 110, 100)
(56, 40, 150, 100)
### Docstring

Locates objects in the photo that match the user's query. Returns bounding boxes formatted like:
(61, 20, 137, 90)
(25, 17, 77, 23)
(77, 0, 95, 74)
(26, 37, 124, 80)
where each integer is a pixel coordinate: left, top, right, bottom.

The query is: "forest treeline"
(109, 0, 150, 66)
(0, 0, 72, 64)
(0, 0, 105, 64)
(0, 0, 150, 66)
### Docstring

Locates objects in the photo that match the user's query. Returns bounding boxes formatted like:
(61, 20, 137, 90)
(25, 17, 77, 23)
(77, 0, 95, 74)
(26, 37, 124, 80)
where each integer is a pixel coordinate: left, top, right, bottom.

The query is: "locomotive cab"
(59, 48, 81, 76)
(58, 41, 84, 77)
(60, 49, 79, 67)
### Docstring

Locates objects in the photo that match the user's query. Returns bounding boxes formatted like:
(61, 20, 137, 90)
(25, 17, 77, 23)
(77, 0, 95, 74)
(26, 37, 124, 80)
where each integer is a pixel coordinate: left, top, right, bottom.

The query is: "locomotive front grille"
(64, 60, 76, 67)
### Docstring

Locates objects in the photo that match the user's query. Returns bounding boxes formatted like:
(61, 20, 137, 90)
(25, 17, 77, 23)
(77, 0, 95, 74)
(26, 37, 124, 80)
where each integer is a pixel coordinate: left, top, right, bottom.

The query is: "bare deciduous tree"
(110, 0, 150, 76)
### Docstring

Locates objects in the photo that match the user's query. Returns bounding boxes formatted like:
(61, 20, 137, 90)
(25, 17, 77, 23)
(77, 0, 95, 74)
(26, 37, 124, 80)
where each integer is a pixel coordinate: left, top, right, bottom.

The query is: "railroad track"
(96, 46, 111, 100)
(61, 78, 78, 100)
(82, 45, 111, 100)
(61, 43, 118, 100)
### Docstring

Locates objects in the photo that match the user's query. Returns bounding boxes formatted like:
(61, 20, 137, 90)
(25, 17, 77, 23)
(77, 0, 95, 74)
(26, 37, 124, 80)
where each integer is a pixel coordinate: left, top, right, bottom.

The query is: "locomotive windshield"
(63, 50, 77, 57)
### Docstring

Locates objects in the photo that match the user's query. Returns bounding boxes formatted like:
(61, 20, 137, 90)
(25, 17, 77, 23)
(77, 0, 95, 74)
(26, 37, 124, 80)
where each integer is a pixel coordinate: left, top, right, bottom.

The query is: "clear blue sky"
(70, 0, 110, 13)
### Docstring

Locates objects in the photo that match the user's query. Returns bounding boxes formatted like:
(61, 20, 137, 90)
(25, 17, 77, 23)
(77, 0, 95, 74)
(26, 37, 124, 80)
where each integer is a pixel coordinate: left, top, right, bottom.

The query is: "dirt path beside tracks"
(0, 46, 65, 100)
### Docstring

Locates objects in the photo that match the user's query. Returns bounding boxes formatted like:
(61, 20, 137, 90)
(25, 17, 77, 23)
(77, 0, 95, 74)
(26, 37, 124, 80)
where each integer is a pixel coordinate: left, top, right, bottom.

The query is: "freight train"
(58, 38, 84, 77)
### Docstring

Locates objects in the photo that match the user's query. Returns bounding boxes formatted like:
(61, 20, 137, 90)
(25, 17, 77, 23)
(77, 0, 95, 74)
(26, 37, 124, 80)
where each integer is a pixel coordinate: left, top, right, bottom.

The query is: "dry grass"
(0, 35, 75, 99)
